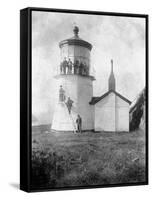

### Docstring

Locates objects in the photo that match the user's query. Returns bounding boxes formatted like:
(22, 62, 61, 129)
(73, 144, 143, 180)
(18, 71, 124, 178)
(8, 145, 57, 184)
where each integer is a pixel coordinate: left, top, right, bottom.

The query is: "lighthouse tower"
(51, 26, 95, 132)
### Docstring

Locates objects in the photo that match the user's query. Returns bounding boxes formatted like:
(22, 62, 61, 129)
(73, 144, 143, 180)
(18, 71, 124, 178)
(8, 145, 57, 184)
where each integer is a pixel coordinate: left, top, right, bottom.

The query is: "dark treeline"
(129, 88, 145, 131)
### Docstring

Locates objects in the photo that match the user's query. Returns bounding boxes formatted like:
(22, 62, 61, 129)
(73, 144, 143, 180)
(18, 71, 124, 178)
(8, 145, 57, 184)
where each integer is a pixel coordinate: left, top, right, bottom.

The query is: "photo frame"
(20, 7, 148, 192)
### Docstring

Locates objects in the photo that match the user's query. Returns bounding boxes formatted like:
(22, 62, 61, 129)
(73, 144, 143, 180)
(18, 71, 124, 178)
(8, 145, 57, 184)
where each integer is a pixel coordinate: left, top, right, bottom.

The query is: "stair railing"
(63, 100, 77, 134)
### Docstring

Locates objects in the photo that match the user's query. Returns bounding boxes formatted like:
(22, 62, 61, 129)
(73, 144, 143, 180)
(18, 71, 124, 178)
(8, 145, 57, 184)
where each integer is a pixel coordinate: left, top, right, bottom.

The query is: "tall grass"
(31, 129, 146, 189)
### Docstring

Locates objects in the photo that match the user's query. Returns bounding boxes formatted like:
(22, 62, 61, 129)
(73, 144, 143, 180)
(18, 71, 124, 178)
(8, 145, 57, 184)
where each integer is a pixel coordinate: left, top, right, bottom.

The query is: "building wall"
(95, 92, 129, 132)
(95, 93, 116, 132)
(53, 74, 94, 130)
(77, 76, 94, 130)
(115, 96, 129, 132)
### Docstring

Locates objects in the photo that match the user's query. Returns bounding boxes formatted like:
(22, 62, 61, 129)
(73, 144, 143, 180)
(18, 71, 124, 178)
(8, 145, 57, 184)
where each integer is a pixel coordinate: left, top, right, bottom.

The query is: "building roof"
(89, 90, 131, 105)
(59, 26, 92, 51)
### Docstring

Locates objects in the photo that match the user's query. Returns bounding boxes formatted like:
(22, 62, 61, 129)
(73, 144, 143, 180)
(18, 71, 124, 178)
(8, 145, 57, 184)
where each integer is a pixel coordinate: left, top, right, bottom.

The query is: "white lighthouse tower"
(51, 26, 95, 132)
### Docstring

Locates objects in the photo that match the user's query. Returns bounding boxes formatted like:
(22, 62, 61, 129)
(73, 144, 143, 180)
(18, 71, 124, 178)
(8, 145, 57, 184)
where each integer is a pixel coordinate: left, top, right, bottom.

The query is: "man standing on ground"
(76, 114, 82, 133)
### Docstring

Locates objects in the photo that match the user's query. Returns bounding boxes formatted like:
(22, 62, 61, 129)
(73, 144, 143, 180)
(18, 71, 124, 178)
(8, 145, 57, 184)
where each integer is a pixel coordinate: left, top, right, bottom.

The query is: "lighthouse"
(51, 26, 95, 132)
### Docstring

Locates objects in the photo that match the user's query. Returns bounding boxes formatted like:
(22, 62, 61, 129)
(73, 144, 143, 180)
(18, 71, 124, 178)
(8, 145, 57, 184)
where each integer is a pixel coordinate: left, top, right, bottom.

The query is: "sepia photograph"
(31, 9, 147, 190)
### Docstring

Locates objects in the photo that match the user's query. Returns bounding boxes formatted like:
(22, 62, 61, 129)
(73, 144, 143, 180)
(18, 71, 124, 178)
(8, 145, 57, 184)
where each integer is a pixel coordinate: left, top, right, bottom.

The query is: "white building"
(90, 60, 131, 132)
(51, 27, 131, 132)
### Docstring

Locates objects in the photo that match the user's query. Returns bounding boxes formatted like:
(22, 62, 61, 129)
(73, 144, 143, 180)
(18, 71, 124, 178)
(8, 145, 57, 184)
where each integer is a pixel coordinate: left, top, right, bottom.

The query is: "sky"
(32, 11, 146, 124)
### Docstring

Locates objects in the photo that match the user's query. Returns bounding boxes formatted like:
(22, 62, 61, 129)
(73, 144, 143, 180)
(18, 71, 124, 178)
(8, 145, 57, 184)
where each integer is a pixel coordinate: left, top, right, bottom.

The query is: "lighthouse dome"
(59, 26, 92, 51)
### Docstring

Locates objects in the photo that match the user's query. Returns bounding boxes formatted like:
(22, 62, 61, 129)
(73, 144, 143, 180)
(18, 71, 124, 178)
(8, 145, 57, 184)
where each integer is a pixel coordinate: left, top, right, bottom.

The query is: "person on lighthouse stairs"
(65, 97, 77, 133)
(66, 97, 73, 114)
(54, 85, 76, 133)
(59, 85, 65, 102)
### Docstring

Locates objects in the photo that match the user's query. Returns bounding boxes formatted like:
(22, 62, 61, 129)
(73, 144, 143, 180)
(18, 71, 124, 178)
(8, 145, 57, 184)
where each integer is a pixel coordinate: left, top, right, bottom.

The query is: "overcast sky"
(32, 11, 145, 124)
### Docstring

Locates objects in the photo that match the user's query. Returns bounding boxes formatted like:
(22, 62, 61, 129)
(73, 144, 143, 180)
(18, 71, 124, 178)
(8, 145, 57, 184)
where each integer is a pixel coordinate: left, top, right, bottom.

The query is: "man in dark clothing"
(66, 97, 73, 114)
(63, 57, 68, 74)
(76, 114, 82, 133)
(74, 60, 79, 74)
(79, 62, 83, 75)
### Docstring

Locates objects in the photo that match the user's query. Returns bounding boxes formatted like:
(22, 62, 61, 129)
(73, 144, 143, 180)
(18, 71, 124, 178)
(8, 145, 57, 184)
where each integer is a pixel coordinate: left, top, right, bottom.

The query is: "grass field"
(32, 125, 146, 189)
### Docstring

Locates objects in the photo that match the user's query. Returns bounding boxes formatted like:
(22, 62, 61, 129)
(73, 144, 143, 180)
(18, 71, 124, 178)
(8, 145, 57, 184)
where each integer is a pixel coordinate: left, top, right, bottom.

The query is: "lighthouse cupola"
(58, 26, 93, 78)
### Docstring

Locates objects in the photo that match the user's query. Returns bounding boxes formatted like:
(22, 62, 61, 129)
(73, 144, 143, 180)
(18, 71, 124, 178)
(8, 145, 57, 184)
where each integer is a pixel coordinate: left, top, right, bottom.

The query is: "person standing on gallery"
(68, 58, 73, 74)
(60, 61, 63, 74)
(74, 59, 79, 74)
(83, 62, 87, 75)
(63, 57, 68, 74)
(76, 114, 82, 133)
(79, 62, 83, 75)
(86, 63, 89, 76)
(59, 85, 65, 102)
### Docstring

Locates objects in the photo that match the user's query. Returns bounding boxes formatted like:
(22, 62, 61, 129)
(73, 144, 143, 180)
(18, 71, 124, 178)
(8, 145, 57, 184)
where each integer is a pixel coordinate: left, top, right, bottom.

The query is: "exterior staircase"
(69, 112, 77, 134)
(51, 101, 77, 133)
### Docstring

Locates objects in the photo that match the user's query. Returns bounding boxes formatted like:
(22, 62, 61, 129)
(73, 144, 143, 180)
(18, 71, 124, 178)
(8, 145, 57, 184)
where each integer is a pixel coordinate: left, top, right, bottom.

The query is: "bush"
(32, 151, 58, 188)
(31, 148, 145, 189)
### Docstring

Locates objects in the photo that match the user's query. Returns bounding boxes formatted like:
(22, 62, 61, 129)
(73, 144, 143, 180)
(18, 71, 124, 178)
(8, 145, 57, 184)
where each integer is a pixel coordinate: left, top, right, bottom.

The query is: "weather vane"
(73, 22, 79, 36)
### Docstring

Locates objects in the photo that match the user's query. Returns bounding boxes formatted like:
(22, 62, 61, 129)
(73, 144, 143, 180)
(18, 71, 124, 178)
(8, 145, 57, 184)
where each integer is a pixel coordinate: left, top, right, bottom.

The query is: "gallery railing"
(59, 60, 90, 76)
